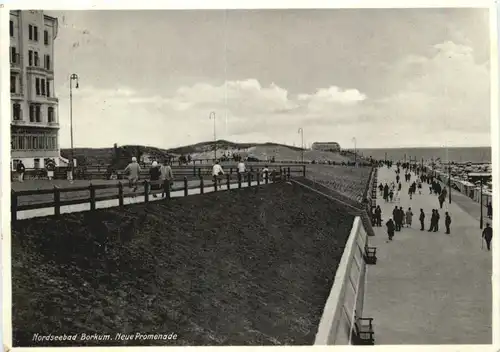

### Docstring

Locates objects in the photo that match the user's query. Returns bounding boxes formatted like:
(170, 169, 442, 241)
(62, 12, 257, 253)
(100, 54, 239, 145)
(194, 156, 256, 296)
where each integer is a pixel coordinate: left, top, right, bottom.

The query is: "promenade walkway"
(364, 166, 492, 344)
(15, 180, 270, 220)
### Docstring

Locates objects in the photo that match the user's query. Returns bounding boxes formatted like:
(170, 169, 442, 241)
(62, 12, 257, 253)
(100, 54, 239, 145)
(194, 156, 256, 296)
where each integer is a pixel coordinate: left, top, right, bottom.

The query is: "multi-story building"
(10, 10, 62, 170)
(311, 142, 341, 152)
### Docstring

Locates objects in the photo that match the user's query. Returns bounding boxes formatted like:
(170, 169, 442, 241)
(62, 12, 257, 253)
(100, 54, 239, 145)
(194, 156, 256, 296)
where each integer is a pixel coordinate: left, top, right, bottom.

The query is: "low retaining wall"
(314, 216, 369, 345)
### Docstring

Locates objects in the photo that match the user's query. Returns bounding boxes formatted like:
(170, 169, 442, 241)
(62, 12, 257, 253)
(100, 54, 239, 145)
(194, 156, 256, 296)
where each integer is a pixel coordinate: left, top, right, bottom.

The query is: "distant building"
(10, 10, 61, 170)
(311, 142, 341, 152)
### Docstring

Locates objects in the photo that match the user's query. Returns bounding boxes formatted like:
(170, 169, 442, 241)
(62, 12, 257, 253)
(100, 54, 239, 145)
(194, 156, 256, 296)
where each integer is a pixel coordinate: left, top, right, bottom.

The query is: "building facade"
(312, 142, 341, 152)
(10, 10, 61, 170)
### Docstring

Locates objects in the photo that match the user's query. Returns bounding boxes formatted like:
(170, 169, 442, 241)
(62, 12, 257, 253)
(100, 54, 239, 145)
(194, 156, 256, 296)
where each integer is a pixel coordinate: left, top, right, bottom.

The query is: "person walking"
(405, 208, 413, 228)
(393, 206, 400, 231)
(212, 160, 225, 187)
(16, 160, 26, 182)
(482, 223, 493, 251)
(438, 192, 445, 209)
(419, 209, 425, 231)
(386, 218, 395, 241)
(383, 183, 389, 202)
(149, 161, 161, 198)
(160, 160, 174, 197)
(237, 160, 246, 174)
(399, 206, 405, 229)
(375, 205, 382, 227)
(124, 156, 141, 192)
(428, 210, 436, 232)
(434, 210, 440, 232)
(445, 212, 452, 234)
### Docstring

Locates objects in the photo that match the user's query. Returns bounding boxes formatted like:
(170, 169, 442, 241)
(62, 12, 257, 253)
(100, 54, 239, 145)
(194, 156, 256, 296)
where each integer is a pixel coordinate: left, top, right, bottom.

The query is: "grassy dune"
(12, 182, 356, 347)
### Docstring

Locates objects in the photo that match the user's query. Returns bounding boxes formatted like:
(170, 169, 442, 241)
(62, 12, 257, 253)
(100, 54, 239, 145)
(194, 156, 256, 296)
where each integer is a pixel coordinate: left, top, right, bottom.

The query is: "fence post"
(118, 182, 124, 206)
(11, 190, 17, 223)
(265, 171, 269, 184)
(200, 175, 204, 194)
(54, 186, 60, 216)
(144, 180, 149, 203)
(226, 173, 231, 190)
(238, 173, 242, 188)
(247, 172, 251, 187)
(302, 165, 306, 177)
(164, 180, 171, 199)
(89, 183, 96, 211)
(184, 177, 188, 196)
(213, 175, 218, 191)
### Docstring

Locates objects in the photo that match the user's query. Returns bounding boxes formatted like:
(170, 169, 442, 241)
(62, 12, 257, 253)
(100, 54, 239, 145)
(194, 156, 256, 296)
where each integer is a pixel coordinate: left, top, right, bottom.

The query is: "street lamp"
(352, 137, 357, 166)
(69, 73, 79, 178)
(298, 127, 304, 163)
(209, 111, 216, 161)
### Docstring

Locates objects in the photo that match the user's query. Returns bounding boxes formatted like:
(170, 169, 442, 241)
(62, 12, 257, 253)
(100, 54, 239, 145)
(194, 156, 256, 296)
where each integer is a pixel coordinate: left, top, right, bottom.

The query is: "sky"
(47, 8, 492, 149)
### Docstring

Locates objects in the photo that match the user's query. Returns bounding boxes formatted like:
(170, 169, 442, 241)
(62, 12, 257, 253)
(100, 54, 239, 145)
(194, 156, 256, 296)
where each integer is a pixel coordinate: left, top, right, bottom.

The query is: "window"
(48, 107, 54, 123)
(44, 30, 49, 45)
(34, 26, 38, 41)
(41, 79, 46, 96)
(36, 105, 41, 122)
(34, 52, 39, 66)
(45, 55, 51, 70)
(28, 24, 33, 40)
(10, 75, 16, 93)
(11, 47, 17, 63)
(13, 104, 21, 120)
(10, 21, 14, 37)
(29, 105, 35, 122)
(28, 50, 33, 66)
(35, 78, 40, 95)
(46, 81, 51, 97)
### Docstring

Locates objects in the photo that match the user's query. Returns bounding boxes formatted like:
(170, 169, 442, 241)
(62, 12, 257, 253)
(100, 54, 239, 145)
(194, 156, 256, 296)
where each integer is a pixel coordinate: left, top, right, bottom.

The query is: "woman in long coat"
(405, 208, 413, 227)
(383, 184, 389, 202)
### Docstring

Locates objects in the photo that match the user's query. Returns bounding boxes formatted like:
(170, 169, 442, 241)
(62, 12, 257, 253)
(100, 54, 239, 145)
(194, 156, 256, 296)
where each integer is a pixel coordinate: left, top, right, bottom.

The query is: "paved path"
(364, 166, 492, 344)
(16, 180, 272, 220)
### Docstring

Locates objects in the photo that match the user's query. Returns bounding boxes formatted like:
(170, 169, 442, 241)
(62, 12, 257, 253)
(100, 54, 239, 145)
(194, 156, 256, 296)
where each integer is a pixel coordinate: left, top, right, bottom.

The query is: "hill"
(61, 140, 352, 167)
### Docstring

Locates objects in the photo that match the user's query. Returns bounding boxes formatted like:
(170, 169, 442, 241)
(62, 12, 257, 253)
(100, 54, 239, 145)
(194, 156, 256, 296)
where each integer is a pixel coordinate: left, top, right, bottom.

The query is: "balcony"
(11, 119, 26, 125)
(11, 92, 24, 100)
(10, 61, 21, 72)
(27, 66, 54, 76)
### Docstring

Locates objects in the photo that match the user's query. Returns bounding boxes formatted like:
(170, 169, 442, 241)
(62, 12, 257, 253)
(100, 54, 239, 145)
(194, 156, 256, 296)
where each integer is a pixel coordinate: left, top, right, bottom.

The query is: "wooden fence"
(11, 167, 303, 222)
(13, 164, 307, 181)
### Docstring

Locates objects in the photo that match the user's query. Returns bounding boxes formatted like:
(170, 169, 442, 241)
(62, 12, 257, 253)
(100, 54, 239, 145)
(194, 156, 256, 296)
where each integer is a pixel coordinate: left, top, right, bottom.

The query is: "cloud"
(57, 41, 490, 149)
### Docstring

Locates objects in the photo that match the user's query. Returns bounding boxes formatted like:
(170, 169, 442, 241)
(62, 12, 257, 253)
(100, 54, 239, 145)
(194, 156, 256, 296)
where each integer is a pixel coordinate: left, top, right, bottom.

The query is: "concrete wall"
(314, 216, 369, 345)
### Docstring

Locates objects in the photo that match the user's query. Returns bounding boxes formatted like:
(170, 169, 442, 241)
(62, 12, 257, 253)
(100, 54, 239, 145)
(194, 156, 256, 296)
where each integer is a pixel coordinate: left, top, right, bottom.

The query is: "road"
(363, 166, 492, 344)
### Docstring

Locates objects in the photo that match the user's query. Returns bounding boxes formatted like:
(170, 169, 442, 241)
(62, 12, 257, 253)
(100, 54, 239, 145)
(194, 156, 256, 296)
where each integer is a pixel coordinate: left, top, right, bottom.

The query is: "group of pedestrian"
(124, 157, 174, 197)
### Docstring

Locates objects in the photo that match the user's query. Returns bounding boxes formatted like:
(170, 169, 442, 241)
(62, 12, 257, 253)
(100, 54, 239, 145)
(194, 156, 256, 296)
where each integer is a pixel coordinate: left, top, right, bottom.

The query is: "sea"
(357, 147, 492, 163)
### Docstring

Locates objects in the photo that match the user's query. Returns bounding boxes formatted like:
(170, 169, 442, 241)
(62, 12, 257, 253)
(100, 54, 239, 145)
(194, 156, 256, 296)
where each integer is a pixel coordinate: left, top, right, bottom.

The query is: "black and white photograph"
(3, 2, 496, 348)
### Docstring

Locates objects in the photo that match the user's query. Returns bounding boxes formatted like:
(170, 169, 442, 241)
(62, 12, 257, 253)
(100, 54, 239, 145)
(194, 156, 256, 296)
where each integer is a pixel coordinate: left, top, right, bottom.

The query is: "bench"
(352, 314, 375, 345)
(364, 246, 377, 265)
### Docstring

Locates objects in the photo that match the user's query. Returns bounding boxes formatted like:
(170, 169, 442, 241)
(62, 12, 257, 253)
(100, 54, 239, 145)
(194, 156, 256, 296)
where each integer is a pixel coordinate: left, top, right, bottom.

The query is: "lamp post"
(298, 127, 304, 163)
(352, 137, 357, 166)
(69, 73, 79, 179)
(209, 111, 216, 161)
(480, 178, 484, 229)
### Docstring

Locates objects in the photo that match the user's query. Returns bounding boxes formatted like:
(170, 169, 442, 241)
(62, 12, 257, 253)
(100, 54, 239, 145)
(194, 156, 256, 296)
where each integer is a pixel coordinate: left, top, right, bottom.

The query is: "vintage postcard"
(1, 1, 498, 351)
